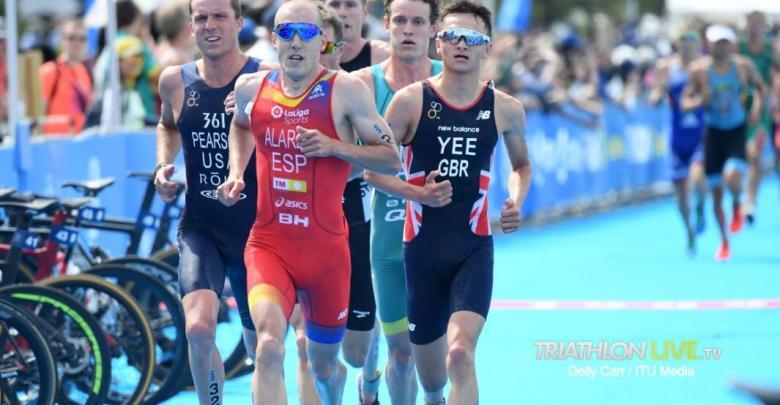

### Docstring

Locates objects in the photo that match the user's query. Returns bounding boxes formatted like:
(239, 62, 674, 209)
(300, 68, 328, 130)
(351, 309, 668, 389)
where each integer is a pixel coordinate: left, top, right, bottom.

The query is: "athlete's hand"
(500, 198, 521, 233)
(296, 126, 336, 158)
(154, 164, 178, 202)
(217, 177, 245, 207)
(224, 91, 236, 114)
(419, 170, 452, 207)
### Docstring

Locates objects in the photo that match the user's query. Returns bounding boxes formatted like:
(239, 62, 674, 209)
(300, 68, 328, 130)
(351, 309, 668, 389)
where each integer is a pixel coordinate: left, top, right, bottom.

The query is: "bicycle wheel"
(0, 298, 58, 405)
(149, 247, 178, 269)
(0, 284, 111, 405)
(103, 256, 178, 289)
(85, 264, 187, 403)
(39, 274, 155, 405)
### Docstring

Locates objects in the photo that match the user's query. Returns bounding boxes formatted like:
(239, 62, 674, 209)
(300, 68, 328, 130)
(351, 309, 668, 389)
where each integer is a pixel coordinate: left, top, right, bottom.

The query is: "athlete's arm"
(298, 74, 401, 174)
(681, 61, 707, 111)
(649, 59, 669, 105)
(364, 84, 453, 207)
(741, 57, 767, 125)
(217, 73, 263, 206)
(496, 90, 532, 234)
(155, 66, 183, 202)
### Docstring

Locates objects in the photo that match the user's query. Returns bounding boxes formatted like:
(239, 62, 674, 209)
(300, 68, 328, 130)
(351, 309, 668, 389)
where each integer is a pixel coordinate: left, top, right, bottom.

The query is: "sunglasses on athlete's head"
(436, 28, 491, 47)
(273, 22, 323, 42)
(322, 40, 344, 54)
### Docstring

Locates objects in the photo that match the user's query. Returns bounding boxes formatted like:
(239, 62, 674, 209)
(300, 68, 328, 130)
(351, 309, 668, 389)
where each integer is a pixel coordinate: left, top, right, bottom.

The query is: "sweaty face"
(324, 0, 366, 42)
(436, 14, 491, 74)
(386, 0, 434, 62)
(190, 0, 242, 60)
(710, 39, 733, 59)
(274, 5, 325, 81)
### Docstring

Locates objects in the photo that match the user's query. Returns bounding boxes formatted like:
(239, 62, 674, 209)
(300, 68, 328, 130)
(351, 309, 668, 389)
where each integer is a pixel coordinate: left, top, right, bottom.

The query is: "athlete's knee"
(342, 341, 368, 368)
(308, 353, 339, 382)
(185, 316, 217, 349)
(388, 342, 415, 374)
(446, 341, 476, 381)
(254, 333, 285, 372)
(417, 370, 447, 394)
(295, 333, 309, 364)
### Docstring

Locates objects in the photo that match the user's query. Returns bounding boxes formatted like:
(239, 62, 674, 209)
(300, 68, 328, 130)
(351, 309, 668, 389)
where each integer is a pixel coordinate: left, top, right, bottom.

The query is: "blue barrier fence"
(1, 102, 676, 252)
(487, 101, 672, 219)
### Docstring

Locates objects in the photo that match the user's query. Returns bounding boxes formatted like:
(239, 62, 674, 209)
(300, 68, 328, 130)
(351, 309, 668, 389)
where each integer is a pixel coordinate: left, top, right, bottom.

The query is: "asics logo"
(275, 197, 308, 210)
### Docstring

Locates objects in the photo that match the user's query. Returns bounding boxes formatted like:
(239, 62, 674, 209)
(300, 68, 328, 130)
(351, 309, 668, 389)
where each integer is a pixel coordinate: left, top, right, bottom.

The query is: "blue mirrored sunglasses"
(273, 22, 322, 42)
(436, 28, 491, 47)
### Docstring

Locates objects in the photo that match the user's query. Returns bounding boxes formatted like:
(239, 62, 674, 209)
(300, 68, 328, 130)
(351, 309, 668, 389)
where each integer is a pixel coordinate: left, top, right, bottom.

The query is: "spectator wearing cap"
(38, 18, 93, 135)
(86, 36, 147, 130)
(93, 0, 160, 117)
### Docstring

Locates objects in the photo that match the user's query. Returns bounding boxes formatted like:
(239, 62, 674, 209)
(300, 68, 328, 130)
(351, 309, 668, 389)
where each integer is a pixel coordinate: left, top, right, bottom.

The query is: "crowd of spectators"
(0, 1, 778, 137)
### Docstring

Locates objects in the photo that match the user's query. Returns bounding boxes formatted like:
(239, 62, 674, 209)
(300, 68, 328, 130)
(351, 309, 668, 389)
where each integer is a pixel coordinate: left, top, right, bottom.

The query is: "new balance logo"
(337, 308, 348, 320)
(476, 110, 491, 120)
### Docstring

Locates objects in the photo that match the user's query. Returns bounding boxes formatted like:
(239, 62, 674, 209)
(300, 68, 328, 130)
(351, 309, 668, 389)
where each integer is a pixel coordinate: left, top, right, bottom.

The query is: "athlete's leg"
(745, 129, 765, 222)
(446, 311, 485, 405)
(412, 336, 448, 404)
(182, 290, 225, 405)
(245, 245, 298, 404)
(299, 236, 352, 405)
(405, 244, 450, 405)
(384, 331, 417, 404)
(250, 291, 289, 404)
(226, 264, 258, 358)
(672, 178, 694, 251)
(446, 238, 493, 404)
(343, 223, 381, 403)
(373, 261, 418, 404)
(712, 184, 729, 246)
(690, 161, 707, 234)
(344, 325, 381, 404)
(291, 305, 321, 405)
(178, 224, 230, 404)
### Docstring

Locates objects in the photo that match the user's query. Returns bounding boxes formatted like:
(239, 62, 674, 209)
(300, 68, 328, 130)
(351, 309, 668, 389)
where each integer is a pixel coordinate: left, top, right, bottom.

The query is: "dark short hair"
(116, 0, 141, 29)
(384, 0, 441, 24)
(188, 0, 242, 19)
(440, 0, 492, 37)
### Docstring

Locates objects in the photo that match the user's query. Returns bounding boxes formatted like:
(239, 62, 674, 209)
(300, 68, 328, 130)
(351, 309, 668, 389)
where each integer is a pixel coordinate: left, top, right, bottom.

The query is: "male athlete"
(325, 0, 391, 71)
(682, 24, 765, 260)
(352, 0, 445, 403)
(216, 1, 401, 403)
(649, 30, 707, 253)
(384, 1, 531, 403)
(154, 0, 273, 402)
(739, 11, 779, 224)
(324, 0, 391, 399)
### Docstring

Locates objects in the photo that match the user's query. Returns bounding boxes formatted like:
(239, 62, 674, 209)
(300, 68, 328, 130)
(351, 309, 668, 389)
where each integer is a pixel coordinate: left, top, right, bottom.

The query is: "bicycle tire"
(149, 247, 178, 269)
(103, 256, 178, 295)
(0, 297, 58, 405)
(85, 264, 187, 403)
(39, 274, 155, 405)
(0, 284, 111, 405)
